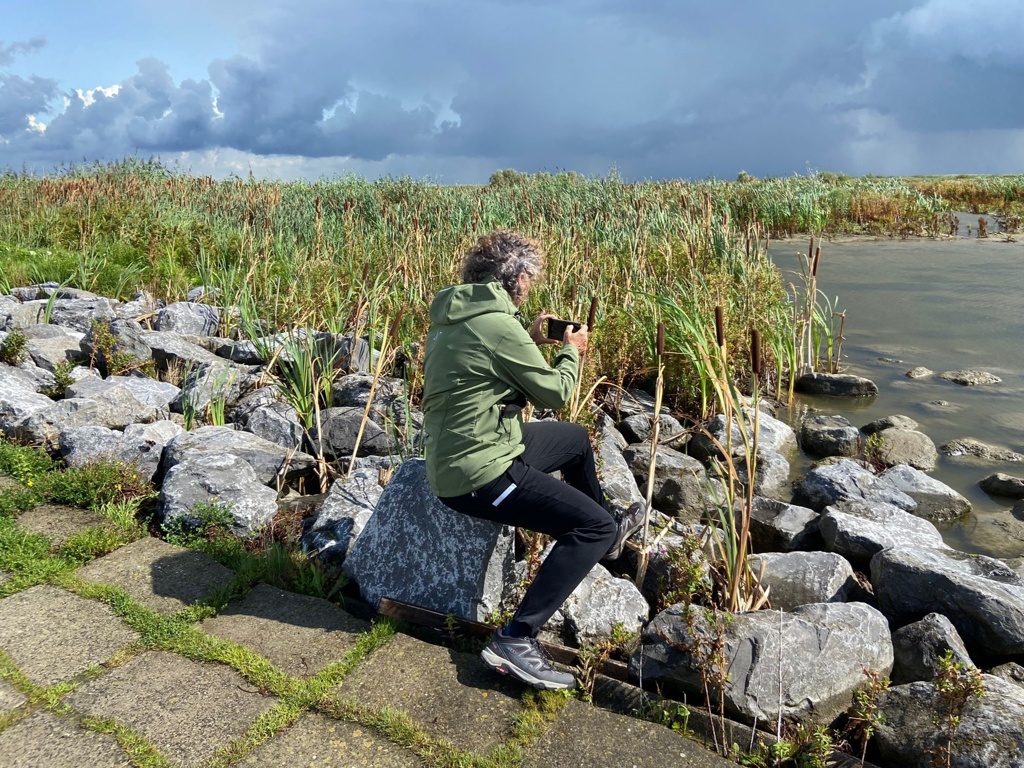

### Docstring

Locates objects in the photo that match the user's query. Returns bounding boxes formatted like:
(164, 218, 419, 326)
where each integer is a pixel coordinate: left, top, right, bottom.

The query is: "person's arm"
(491, 323, 580, 411)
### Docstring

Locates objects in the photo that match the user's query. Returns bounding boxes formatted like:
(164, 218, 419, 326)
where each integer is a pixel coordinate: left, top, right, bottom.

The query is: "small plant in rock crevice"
(840, 668, 890, 767)
(40, 360, 76, 399)
(930, 650, 985, 768)
(87, 318, 154, 377)
(576, 621, 639, 700)
(0, 328, 28, 366)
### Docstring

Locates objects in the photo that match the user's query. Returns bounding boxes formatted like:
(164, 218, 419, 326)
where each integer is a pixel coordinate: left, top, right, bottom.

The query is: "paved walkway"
(0, 503, 738, 767)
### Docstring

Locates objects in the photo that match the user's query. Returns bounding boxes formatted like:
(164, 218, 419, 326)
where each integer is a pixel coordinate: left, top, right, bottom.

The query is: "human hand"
(564, 323, 588, 355)
(529, 311, 558, 345)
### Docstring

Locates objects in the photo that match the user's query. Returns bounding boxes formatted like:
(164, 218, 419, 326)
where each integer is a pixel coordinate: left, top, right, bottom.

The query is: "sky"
(1, 0, 1023, 183)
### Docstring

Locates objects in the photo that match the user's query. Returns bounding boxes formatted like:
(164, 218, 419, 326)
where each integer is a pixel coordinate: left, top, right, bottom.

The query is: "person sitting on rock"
(421, 230, 644, 690)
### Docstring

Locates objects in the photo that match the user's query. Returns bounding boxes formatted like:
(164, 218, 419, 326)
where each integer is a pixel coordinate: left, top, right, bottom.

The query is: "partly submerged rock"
(794, 372, 878, 397)
(939, 369, 1002, 386)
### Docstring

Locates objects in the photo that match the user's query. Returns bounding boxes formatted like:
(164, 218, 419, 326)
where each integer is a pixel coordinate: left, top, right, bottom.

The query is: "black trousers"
(439, 420, 617, 634)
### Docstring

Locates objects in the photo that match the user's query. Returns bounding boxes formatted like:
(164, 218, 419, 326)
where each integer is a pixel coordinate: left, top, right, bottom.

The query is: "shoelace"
(527, 637, 559, 671)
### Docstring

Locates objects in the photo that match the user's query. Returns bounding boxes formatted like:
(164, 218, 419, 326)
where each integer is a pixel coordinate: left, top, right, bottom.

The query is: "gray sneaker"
(603, 501, 646, 561)
(480, 630, 576, 690)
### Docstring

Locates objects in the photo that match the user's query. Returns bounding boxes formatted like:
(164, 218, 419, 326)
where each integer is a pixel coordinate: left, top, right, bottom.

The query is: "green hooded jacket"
(422, 279, 580, 497)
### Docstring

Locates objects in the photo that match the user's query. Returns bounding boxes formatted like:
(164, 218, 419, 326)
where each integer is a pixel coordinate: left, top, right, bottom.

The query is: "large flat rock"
(16, 504, 109, 548)
(0, 712, 131, 768)
(239, 713, 423, 767)
(522, 698, 735, 768)
(0, 585, 140, 686)
(66, 650, 279, 767)
(333, 632, 522, 755)
(76, 537, 234, 615)
(200, 584, 369, 677)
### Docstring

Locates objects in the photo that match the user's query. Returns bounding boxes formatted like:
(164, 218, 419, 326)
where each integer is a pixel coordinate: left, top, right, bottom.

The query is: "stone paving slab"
(66, 650, 278, 767)
(240, 713, 425, 767)
(0, 585, 140, 686)
(0, 679, 26, 715)
(0, 711, 132, 768)
(335, 632, 522, 755)
(523, 698, 737, 768)
(76, 536, 234, 614)
(0, 472, 18, 491)
(200, 584, 370, 677)
(16, 504, 109, 547)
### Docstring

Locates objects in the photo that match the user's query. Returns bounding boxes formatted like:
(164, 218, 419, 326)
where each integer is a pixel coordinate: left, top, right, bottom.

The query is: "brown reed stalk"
(635, 322, 664, 589)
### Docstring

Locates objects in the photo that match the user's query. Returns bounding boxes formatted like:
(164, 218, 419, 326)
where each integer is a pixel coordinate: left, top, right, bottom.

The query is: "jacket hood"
(428, 279, 517, 326)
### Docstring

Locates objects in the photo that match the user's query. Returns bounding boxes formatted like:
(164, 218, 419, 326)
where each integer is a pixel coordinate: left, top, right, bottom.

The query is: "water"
(769, 230, 1024, 558)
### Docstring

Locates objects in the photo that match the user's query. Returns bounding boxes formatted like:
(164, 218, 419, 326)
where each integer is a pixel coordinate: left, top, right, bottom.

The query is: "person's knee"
(566, 422, 593, 456)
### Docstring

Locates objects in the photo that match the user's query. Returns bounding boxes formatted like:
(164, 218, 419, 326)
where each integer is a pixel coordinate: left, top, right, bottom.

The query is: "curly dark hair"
(459, 231, 544, 304)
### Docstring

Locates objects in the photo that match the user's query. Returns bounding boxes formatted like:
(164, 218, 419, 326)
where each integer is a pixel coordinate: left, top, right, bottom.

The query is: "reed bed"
(0, 160, 1012, 415)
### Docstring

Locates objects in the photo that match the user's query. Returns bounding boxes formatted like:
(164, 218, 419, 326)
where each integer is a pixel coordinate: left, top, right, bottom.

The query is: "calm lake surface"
(770, 231, 1024, 559)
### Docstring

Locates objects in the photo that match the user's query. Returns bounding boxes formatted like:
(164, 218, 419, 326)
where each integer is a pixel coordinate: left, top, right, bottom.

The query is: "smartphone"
(546, 318, 582, 341)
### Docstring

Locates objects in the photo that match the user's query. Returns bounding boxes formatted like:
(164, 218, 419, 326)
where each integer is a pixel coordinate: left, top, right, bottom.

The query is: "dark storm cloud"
(2, 0, 1023, 180)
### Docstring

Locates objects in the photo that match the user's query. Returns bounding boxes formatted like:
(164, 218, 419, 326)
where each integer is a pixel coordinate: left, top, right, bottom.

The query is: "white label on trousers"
(492, 483, 517, 506)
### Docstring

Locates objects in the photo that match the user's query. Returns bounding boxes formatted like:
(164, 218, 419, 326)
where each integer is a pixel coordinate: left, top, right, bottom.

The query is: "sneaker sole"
(480, 647, 574, 690)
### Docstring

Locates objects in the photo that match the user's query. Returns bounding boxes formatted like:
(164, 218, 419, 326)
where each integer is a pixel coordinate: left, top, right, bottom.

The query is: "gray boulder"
(748, 551, 856, 610)
(594, 414, 643, 506)
(616, 412, 688, 449)
(162, 425, 316, 486)
(820, 500, 949, 564)
(940, 438, 1024, 463)
(305, 469, 383, 557)
(142, 330, 222, 370)
(58, 425, 122, 466)
(622, 442, 714, 521)
(561, 564, 649, 647)
(734, 450, 791, 498)
(989, 663, 1024, 690)
(8, 393, 155, 448)
(980, 473, 1024, 499)
(798, 414, 861, 459)
(26, 333, 86, 372)
(750, 497, 821, 552)
(158, 454, 279, 535)
(156, 302, 221, 336)
(891, 613, 975, 685)
(116, 289, 162, 320)
(631, 601, 893, 725)
(343, 459, 516, 621)
(862, 414, 919, 434)
(793, 458, 917, 512)
(601, 387, 667, 420)
(0, 298, 46, 329)
(0, 369, 54, 428)
(309, 406, 395, 459)
(880, 464, 971, 522)
(172, 360, 261, 416)
(905, 366, 933, 379)
(875, 675, 1024, 768)
(61, 378, 159, 425)
(240, 402, 304, 449)
(872, 546, 1024, 657)
(46, 298, 119, 332)
(939, 369, 1002, 386)
(687, 409, 796, 463)
(119, 421, 185, 482)
(794, 372, 878, 397)
(874, 427, 939, 471)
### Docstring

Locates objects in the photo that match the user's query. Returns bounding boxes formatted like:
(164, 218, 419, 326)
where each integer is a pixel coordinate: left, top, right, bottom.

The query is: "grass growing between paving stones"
(79, 716, 174, 768)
